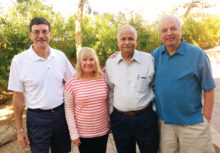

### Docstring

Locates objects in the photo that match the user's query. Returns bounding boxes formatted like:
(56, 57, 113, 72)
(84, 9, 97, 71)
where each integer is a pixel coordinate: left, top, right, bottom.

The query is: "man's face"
(117, 28, 137, 55)
(29, 24, 52, 50)
(159, 17, 182, 49)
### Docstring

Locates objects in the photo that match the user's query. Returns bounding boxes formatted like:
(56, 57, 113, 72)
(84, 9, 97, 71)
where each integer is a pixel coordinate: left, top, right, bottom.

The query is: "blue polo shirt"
(152, 39, 216, 125)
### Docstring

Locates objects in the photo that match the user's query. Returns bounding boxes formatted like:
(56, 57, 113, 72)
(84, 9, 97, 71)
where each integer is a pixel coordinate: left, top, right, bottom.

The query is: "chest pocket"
(175, 67, 195, 80)
(135, 75, 151, 92)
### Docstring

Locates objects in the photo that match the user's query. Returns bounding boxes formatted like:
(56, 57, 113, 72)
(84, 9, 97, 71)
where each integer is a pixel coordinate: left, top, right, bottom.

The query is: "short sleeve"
(8, 58, 24, 92)
(199, 53, 216, 91)
(63, 54, 76, 81)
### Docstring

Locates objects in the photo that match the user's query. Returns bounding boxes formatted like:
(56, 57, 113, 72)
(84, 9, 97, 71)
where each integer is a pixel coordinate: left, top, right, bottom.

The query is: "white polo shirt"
(106, 50, 155, 113)
(8, 45, 76, 109)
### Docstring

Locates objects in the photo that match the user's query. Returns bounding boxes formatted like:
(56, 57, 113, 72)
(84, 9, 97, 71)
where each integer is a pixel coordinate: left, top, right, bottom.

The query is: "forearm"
(203, 89, 215, 122)
(13, 92, 25, 130)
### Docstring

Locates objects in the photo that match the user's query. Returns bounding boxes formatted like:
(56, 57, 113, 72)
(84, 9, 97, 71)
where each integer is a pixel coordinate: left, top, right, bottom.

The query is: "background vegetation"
(0, 0, 220, 94)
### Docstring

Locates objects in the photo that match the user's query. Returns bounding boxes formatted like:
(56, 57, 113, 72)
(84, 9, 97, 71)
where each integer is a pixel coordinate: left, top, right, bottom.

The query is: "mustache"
(37, 38, 46, 41)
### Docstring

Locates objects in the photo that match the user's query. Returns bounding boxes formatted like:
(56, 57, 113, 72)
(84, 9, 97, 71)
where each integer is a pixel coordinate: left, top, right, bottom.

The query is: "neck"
(121, 51, 134, 63)
(166, 40, 182, 56)
(81, 72, 96, 79)
(166, 47, 178, 55)
(33, 45, 50, 59)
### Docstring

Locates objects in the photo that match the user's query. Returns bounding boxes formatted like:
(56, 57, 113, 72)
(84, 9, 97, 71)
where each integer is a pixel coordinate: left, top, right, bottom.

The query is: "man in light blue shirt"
(106, 24, 159, 153)
(152, 14, 216, 153)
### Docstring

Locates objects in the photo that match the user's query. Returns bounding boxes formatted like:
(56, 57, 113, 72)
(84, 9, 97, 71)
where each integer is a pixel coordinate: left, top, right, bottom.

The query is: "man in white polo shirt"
(8, 17, 75, 153)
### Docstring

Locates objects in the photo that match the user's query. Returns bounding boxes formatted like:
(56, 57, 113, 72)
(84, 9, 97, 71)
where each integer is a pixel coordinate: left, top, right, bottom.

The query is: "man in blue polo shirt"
(152, 14, 216, 153)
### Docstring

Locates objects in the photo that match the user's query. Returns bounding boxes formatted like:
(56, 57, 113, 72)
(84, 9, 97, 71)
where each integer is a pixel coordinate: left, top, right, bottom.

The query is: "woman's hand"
(72, 138, 81, 146)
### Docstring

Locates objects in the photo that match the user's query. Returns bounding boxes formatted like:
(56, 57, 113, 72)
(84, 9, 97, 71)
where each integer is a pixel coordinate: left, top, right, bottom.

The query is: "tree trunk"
(75, 0, 84, 55)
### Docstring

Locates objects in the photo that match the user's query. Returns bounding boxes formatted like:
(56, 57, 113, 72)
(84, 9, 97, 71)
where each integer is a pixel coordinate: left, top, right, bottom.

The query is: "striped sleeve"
(64, 80, 79, 140)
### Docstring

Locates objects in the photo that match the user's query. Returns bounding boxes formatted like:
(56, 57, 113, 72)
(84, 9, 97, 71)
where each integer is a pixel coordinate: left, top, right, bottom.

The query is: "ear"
(116, 38, 119, 46)
(48, 32, 53, 41)
(29, 32, 33, 41)
(29, 32, 32, 38)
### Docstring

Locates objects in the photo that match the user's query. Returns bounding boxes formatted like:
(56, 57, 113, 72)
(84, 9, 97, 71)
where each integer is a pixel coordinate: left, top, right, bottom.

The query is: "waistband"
(115, 102, 152, 117)
(28, 103, 64, 113)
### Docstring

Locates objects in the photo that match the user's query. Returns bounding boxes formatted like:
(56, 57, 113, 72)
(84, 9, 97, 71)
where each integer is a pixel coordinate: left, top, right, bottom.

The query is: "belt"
(115, 102, 152, 117)
(28, 103, 64, 112)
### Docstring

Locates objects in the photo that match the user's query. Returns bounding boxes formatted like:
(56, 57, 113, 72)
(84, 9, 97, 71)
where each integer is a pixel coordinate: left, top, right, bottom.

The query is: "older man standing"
(152, 14, 216, 153)
(106, 25, 159, 153)
(8, 17, 75, 153)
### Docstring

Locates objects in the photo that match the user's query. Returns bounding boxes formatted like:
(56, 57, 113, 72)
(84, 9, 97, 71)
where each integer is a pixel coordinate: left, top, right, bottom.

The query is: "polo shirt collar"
(161, 39, 185, 56)
(116, 50, 141, 64)
(29, 45, 56, 61)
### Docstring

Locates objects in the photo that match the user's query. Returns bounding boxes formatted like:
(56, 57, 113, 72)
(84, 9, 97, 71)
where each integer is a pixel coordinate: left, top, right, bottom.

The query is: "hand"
(102, 67, 106, 73)
(17, 131, 30, 148)
(108, 52, 119, 59)
(72, 138, 81, 146)
(203, 114, 211, 123)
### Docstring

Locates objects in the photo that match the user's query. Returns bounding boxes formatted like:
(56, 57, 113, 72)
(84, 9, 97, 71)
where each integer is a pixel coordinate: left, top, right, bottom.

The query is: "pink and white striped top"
(64, 74, 109, 140)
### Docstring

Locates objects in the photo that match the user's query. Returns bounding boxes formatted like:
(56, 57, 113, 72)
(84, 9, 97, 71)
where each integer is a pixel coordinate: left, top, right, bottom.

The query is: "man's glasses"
(31, 30, 50, 35)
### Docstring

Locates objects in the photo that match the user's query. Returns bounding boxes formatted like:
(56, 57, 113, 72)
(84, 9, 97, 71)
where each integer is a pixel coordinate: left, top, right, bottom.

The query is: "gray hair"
(158, 14, 182, 33)
(117, 24, 137, 39)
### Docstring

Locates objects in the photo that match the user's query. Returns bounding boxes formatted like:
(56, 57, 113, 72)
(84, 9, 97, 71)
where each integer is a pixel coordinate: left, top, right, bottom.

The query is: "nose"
(125, 39, 129, 44)
(38, 32, 45, 37)
(86, 60, 91, 64)
(167, 29, 173, 35)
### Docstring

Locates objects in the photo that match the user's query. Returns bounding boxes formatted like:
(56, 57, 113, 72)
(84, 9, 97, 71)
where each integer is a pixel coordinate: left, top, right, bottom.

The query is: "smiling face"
(80, 56, 96, 74)
(29, 24, 52, 50)
(159, 16, 182, 51)
(117, 27, 137, 57)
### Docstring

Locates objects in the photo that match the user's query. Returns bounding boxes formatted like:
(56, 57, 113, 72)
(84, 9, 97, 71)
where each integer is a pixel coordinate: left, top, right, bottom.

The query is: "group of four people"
(8, 14, 215, 153)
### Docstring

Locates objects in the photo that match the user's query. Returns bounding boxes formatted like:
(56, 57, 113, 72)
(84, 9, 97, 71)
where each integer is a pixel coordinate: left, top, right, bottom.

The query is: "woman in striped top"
(64, 47, 109, 153)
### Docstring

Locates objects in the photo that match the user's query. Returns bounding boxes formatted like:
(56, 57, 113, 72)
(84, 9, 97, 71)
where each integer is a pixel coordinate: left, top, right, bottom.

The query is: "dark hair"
(29, 17, 51, 32)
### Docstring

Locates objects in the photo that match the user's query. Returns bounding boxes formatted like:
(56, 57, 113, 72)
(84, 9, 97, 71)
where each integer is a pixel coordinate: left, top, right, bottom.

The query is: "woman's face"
(80, 56, 96, 74)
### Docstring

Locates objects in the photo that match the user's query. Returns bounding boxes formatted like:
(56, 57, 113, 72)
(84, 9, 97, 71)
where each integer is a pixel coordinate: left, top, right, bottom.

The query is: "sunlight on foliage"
(0, 0, 219, 94)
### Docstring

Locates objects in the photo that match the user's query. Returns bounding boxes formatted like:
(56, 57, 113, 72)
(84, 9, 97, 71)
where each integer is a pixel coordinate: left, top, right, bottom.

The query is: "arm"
(64, 91, 80, 146)
(203, 89, 215, 122)
(105, 63, 114, 114)
(13, 92, 30, 148)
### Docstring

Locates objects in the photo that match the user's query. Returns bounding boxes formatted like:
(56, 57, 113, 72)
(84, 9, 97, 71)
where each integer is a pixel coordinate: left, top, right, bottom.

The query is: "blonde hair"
(76, 47, 102, 79)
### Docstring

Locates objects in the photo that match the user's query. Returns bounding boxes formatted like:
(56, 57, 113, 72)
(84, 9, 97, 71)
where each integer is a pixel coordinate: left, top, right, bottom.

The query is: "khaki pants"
(159, 119, 215, 153)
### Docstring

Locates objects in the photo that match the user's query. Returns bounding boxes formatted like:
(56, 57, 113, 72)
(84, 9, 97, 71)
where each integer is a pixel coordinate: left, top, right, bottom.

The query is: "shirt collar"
(29, 45, 56, 61)
(116, 50, 141, 64)
(161, 39, 185, 56)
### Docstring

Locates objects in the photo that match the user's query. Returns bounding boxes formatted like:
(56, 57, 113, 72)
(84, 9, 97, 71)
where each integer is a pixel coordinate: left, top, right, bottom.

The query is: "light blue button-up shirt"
(152, 39, 216, 125)
(106, 50, 155, 113)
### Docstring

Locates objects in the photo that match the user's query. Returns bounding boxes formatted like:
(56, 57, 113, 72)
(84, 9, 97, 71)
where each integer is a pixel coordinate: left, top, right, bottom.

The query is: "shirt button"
(164, 88, 167, 91)
(165, 77, 168, 80)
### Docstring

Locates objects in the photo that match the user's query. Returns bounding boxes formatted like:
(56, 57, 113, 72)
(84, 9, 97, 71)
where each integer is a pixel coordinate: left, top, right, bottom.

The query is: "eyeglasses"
(31, 30, 50, 35)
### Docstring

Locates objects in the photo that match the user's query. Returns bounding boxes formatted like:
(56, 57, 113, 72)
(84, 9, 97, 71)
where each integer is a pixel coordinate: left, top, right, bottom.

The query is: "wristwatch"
(15, 128, 24, 134)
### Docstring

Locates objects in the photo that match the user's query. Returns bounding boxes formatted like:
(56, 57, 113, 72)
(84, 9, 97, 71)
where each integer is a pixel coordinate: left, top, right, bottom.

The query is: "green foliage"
(0, 0, 220, 94)
(182, 14, 220, 49)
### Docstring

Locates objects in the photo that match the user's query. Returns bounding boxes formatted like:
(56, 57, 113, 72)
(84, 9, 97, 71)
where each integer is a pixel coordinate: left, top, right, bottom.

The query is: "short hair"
(76, 47, 102, 79)
(117, 24, 137, 39)
(29, 17, 51, 32)
(158, 14, 182, 33)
